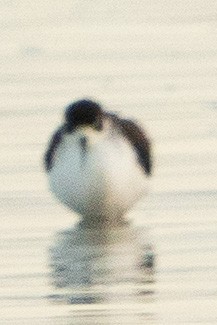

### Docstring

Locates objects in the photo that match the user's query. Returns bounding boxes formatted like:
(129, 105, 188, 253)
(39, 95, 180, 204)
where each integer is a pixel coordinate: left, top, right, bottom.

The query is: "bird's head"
(64, 99, 104, 133)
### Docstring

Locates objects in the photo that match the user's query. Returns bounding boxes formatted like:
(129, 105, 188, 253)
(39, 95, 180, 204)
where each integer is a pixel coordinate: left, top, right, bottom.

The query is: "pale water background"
(1, 1, 217, 324)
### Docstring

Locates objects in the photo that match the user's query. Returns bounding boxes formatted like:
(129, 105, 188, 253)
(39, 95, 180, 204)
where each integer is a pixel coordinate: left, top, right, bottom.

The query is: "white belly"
(48, 129, 148, 224)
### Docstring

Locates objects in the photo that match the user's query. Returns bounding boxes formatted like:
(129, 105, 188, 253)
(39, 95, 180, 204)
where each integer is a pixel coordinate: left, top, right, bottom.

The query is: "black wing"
(44, 127, 64, 172)
(110, 115, 152, 176)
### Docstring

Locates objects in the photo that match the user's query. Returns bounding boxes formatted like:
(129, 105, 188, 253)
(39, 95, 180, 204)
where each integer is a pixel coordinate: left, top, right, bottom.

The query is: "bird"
(44, 99, 152, 227)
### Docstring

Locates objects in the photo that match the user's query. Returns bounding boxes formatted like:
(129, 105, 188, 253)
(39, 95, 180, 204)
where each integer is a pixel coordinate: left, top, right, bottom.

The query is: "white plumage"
(48, 121, 149, 226)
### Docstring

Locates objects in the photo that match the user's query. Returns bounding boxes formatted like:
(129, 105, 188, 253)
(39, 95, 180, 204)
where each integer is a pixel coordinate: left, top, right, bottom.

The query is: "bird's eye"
(93, 119, 103, 131)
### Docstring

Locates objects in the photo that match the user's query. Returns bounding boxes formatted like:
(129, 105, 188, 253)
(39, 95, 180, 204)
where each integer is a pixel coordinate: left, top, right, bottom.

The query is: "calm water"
(1, 0, 217, 324)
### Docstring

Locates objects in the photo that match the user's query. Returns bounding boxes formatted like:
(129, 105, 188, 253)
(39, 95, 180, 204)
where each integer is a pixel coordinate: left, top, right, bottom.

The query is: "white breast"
(48, 124, 149, 224)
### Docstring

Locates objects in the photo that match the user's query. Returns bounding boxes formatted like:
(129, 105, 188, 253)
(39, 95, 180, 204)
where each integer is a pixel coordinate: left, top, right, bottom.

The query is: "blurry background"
(1, 0, 217, 324)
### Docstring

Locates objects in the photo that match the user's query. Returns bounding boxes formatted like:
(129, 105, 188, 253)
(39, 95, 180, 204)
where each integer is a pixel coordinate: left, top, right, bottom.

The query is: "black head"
(64, 99, 104, 132)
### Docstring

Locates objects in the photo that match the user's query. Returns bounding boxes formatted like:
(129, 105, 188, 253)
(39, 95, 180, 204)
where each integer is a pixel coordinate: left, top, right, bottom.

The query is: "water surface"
(1, 0, 217, 323)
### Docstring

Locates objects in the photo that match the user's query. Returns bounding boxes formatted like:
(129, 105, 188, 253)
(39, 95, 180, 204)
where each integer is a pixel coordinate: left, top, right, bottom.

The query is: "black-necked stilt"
(44, 99, 152, 226)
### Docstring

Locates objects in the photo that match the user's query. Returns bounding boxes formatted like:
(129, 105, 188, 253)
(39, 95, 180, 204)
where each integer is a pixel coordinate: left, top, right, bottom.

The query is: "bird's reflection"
(49, 222, 155, 305)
